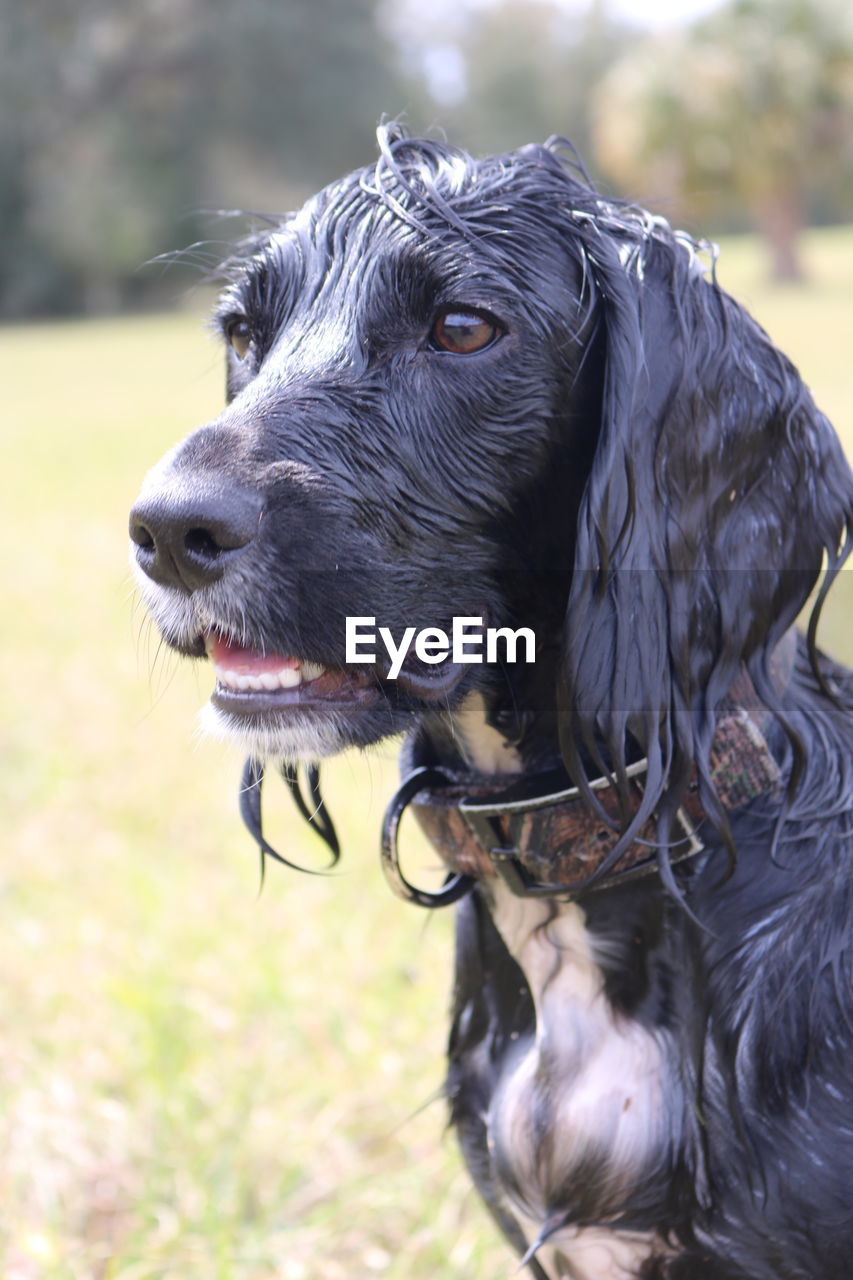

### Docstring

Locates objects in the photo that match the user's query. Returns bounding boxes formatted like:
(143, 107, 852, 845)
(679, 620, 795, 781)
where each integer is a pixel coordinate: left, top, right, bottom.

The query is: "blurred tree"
(387, 0, 635, 165)
(452, 0, 635, 161)
(0, 0, 406, 315)
(592, 0, 853, 281)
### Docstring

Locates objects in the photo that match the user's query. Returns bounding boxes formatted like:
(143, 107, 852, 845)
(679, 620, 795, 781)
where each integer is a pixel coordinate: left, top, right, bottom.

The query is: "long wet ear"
(557, 211, 853, 844)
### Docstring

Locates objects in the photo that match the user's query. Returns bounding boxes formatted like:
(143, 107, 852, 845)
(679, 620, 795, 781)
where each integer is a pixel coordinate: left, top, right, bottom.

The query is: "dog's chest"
(517, 1220, 667, 1280)
(452, 699, 670, 1274)
(486, 886, 669, 1276)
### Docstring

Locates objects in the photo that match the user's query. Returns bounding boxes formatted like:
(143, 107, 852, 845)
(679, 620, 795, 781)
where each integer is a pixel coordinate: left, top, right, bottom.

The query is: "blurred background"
(3, 0, 853, 317)
(1, 0, 851, 1276)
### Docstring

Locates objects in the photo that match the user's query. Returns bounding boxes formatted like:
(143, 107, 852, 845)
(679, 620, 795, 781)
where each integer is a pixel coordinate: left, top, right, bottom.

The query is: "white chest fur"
(516, 1220, 668, 1280)
(449, 693, 670, 1278)
(486, 885, 670, 1278)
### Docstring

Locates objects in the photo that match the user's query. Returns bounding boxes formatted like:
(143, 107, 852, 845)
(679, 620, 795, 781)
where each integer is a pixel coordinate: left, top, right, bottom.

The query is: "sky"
(471, 0, 723, 27)
(397, 0, 725, 105)
(559, 0, 721, 27)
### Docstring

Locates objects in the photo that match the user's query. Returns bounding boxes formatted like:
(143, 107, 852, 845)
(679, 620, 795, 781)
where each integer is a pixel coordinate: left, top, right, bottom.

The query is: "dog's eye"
(226, 317, 253, 360)
(431, 310, 502, 355)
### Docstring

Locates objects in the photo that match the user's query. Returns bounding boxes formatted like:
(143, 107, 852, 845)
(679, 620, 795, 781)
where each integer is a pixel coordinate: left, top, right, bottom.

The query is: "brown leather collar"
(380, 632, 796, 907)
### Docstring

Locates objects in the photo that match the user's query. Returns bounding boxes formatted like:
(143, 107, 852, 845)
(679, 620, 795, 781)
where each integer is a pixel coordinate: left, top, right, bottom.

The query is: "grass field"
(1, 226, 851, 1279)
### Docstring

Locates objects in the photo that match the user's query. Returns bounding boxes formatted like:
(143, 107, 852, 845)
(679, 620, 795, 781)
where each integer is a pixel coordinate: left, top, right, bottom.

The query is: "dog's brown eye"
(431, 310, 501, 354)
(226, 317, 252, 360)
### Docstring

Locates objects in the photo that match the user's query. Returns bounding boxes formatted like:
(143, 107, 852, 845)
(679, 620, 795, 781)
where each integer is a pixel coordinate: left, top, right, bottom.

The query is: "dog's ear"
(557, 217, 852, 845)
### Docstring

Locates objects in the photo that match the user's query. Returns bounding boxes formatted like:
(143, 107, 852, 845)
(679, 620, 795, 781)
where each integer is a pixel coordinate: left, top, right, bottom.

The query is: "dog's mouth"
(205, 633, 377, 714)
(204, 631, 467, 716)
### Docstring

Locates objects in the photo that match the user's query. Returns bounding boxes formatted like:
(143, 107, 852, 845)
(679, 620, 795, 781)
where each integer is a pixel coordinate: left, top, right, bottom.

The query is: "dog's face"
(131, 128, 851, 786)
(130, 138, 600, 761)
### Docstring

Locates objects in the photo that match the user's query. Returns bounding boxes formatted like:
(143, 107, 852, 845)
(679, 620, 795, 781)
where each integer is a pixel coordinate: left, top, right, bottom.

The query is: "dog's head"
(130, 125, 851, 798)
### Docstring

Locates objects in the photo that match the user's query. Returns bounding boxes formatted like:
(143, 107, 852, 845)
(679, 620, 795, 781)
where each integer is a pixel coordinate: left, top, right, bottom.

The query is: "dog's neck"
(419, 630, 798, 789)
(443, 691, 526, 775)
(424, 665, 564, 779)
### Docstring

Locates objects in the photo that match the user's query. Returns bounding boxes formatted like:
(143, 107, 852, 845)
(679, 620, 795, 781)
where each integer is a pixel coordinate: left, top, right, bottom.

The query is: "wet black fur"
(132, 126, 853, 1277)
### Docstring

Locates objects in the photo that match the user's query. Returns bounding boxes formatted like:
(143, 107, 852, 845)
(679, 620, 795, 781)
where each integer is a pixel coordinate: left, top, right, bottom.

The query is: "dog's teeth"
(278, 667, 302, 689)
(301, 661, 326, 681)
(213, 660, 328, 692)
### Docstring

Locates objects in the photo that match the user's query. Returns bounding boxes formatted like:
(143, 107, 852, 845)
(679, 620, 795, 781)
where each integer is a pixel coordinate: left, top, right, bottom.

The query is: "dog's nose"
(129, 484, 262, 592)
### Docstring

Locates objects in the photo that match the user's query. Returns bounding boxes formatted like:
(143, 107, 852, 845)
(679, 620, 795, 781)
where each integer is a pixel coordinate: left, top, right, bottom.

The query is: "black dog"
(130, 126, 853, 1279)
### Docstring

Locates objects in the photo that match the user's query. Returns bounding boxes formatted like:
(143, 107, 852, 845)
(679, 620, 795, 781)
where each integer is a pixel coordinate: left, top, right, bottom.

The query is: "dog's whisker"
(387, 1083, 450, 1137)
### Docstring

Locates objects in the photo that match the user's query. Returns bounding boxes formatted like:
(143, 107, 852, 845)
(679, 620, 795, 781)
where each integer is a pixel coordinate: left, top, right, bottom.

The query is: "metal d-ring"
(380, 766, 475, 908)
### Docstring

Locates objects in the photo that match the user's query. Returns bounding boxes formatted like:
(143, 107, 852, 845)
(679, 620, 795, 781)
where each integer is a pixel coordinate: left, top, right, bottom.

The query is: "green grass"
(1, 227, 851, 1278)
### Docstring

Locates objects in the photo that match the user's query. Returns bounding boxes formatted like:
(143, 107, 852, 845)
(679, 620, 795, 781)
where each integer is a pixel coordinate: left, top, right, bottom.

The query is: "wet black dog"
(130, 126, 853, 1279)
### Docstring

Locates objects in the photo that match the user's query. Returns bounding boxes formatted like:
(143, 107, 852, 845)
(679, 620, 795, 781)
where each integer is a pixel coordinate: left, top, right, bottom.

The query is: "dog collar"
(380, 634, 796, 908)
